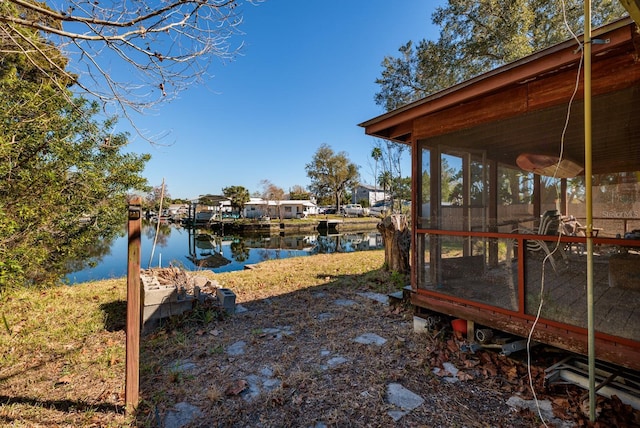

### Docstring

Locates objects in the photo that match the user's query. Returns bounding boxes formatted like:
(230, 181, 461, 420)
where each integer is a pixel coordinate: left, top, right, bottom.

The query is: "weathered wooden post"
(377, 214, 410, 273)
(126, 197, 142, 414)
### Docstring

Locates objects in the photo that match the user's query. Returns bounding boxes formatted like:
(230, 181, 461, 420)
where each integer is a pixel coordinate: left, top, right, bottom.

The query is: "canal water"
(66, 223, 383, 284)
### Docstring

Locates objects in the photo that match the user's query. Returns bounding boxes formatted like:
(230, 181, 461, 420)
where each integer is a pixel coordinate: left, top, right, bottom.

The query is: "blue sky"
(121, 1, 444, 199)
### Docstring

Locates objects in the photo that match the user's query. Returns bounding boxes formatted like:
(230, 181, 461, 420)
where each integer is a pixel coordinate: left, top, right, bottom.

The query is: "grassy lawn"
(0, 250, 392, 427)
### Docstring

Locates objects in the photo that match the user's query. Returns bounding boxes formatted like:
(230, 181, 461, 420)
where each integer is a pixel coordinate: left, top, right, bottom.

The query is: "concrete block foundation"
(140, 272, 195, 334)
(217, 288, 236, 314)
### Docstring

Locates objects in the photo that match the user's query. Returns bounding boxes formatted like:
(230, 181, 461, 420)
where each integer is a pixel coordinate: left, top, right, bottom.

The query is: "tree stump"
(377, 214, 410, 273)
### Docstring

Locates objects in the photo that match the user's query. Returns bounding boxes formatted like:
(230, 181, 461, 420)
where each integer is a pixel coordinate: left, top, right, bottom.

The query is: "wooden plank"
(527, 53, 640, 110)
(413, 86, 528, 140)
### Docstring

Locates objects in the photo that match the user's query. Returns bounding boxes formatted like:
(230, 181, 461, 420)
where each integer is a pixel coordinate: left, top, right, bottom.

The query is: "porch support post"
(411, 137, 421, 289)
(463, 153, 472, 256)
(533, 175, 541, 218)
(560, 179, 568, 215)
(430, 147, 441, 285)
(488, 160, 499, 267)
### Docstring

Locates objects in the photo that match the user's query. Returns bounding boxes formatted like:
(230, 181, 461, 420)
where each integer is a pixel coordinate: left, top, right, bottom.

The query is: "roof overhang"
(360, 18, 640, 174)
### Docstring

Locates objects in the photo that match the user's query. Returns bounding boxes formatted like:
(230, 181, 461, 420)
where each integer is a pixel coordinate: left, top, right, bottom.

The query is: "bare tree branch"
(1, 0, 259, 139)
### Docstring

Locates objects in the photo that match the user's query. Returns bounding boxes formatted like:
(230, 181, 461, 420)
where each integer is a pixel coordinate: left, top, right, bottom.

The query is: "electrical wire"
(525, 2, 585, 426)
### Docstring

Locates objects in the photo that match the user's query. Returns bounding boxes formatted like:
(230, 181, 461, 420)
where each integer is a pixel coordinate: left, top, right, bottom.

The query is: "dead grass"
(2, 250, 639, 427)
(0, 279, 128, 427)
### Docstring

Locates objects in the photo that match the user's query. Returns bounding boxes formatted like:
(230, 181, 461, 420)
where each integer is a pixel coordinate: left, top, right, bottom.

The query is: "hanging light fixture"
(516, 153, 584, 178)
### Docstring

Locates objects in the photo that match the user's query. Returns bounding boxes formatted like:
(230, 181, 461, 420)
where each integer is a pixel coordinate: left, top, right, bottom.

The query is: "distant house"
(243, 198, 318, 219)
(352, 184, 385, 206)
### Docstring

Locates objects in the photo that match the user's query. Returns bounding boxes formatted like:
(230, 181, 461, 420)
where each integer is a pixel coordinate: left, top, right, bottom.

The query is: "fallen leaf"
(457, 371, 474, 381)
(56, 375, 73, 385)
(479, 352, 492, 363)
(225, 379, 248, 396)
(463, 359, 479, 368)
(504, 366, 518, 381)
(553, 397, 570, 408)
(484, 364, 498, 377)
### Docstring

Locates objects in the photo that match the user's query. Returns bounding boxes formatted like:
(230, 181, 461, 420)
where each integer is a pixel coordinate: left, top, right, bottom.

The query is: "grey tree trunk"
(377, 214, 410, 273)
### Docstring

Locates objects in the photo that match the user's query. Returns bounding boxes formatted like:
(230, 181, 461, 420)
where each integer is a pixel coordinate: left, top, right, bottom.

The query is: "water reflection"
(66, 223, 383, 283)
(188, 232, 231, 269)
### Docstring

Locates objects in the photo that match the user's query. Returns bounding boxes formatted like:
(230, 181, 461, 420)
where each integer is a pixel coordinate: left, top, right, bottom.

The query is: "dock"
(317, 219, 343, 232)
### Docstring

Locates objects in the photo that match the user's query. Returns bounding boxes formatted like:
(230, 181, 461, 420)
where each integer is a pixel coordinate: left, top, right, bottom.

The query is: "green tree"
(289, 185, 311, 200)
(222, 185, 250, 215)
(230, 239, 250, 262)
(371, 139, 410, 208)
(375, 0, 626, 111)
(441, 157, 460, 204)
(375, 38, 459, 111)
(393, 176, 412, 209)
(371, 147, 383, 190)
(0, 28, 149, 290)
(378, 171, 393, 202)
(498, 167, 533, 205)
(306, 144, 359, 212)
(421, 170, 431, 204)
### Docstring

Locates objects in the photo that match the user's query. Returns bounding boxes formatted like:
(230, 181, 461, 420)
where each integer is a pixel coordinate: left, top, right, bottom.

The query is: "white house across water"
(243, 198, 318, 219)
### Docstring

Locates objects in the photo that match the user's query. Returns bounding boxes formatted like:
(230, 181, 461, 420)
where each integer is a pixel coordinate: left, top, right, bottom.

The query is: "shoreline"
(202, 217, 382, 234)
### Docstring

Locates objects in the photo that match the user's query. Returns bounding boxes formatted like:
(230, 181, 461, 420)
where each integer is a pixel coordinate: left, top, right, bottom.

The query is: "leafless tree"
(259, 179, 284, 220)
(1, 0, 259, 132)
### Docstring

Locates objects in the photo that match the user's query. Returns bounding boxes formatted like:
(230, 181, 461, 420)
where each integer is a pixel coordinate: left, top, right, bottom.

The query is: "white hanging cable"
(526, 2, 584, 426)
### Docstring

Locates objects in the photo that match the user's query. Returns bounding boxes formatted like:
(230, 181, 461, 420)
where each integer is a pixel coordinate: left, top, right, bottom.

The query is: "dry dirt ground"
(133, 268, 640, 428)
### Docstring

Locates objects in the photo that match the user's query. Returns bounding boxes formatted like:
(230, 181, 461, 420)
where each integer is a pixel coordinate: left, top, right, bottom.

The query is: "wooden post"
(126, 197, 142, 414)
